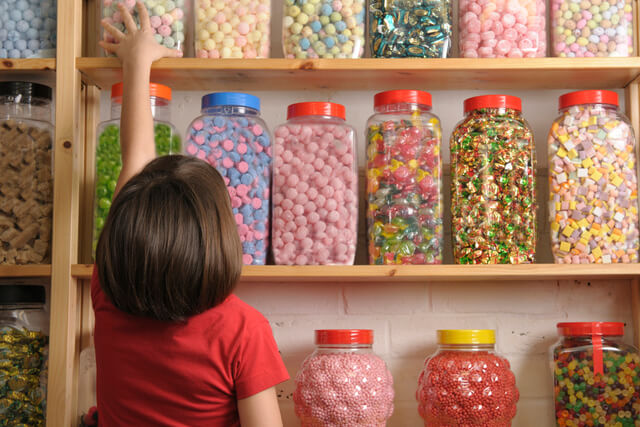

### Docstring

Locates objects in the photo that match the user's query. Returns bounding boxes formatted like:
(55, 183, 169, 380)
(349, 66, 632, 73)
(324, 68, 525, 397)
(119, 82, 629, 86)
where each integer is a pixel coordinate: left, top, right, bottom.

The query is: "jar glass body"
(450, 107, 536, 264)
(548, 103, 638, 263)
(0, 96, 54, 264)
(272, 115, 357, 265)
(185, 105, 272, 265)
(0, 0, 57, 58)
(366, 103, 443, 264)
(458, 0, 546, 58)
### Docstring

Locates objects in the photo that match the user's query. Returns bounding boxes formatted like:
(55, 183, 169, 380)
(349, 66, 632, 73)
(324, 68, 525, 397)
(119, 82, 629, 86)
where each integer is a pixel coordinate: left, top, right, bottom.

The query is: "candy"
(0, 0, 57, 58)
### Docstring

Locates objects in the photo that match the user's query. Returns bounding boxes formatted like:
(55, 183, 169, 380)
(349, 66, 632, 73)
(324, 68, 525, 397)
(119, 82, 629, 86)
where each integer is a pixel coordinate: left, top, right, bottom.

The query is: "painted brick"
(343, 283, 429, 315)
(509, 355, 554, 398)
(497, 315, 564, 355)
(556, 280, 632, 317)
(512, 397, 554, 426)
(387, 401, 423, 427)
(234, 282, 341, 315)
(385, 357, 425, 403)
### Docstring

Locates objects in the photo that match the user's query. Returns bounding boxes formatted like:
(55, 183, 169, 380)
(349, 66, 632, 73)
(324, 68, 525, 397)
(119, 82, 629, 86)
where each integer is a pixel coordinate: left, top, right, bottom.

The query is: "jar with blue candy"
(185, 92, 272, 266)
(0, 0, 57, 58)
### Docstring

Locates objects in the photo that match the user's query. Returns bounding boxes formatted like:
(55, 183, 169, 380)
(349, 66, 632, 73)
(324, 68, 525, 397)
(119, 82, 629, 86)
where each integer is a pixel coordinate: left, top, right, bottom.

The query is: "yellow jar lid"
(437, 330, 495, 345)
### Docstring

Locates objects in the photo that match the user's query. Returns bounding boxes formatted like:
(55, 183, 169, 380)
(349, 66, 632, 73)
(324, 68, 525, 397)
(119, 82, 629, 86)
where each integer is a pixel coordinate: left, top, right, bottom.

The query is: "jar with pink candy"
(272, 102, 358, 265)
(459, 0, 546, 58)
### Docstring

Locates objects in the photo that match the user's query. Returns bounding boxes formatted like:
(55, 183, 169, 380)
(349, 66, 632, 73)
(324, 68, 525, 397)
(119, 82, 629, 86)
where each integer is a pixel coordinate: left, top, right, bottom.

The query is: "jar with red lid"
(293, 329, 394, 426)
(366, 90, 443, 265)
(417, 330, 519, 426)
(272, 102, 358, 265)
(551, 322, 640, 426)
(548, 90, 638, 264)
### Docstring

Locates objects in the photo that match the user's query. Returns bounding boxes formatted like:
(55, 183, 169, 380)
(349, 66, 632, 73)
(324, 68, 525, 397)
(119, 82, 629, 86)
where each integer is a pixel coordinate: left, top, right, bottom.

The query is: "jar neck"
(111, 96, 171, 122)
(561, 334, 623, 343)
(0, 96, 52, 122)
(465, 107, 522, 117)
(202, 105, 259, 116)
(438, 343, 496, 351)
(559, 103, 618, 114)
(0, 303, 44, 310)
(374, 102, 432, 113)
(315, 344, 373, 354)
(288, 114, 345, 122)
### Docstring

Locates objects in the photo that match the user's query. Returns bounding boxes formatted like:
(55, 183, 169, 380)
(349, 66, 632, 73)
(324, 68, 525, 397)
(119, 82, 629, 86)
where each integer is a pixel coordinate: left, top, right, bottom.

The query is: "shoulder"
(195, 294, 272, 336)
(212, 294, 270, 327)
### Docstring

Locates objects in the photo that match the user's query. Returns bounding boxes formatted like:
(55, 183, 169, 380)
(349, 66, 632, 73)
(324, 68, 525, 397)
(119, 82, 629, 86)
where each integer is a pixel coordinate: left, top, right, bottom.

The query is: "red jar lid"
(315, 329, 373, 345)
(374, 90, 432, 108)
(558, 90, 619, 109)
(287, 102, 345, 120)
(557, 322, 624, 337)
(464, 95, 522, 113)
(111, 82, 172, 102)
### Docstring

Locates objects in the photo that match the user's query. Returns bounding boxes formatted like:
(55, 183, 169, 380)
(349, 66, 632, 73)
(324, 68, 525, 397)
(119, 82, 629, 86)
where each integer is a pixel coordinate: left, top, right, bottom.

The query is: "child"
(92, 3, 289, 425)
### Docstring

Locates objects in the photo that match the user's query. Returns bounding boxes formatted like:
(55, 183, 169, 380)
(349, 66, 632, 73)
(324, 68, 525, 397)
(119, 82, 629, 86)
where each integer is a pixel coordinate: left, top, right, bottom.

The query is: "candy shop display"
(272, 102, 357, 265)
(94, 83, 181, 253)
(0, 82, 53, 265)
(548, 90, 638, 264)
(195, 0, 270, 59)
(0, 0, 57, 58)
(551, 322, 640, 426)
(282, 0, 365, 59)
(417, 330, 519, 426)
(366, 90, 443, 265)
(459, 0, 546, 58)
(185, 92, 271, 265)
(369, 0, 452, 58)
(294, 329, 394, 426)
(551, 0, 634, 57)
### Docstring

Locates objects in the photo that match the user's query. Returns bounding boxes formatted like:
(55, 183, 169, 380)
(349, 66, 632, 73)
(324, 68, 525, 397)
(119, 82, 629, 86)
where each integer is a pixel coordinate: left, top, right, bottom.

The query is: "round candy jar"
(450, 95, 536, 264)
(185, 92, 271, 265)
(548, 90, 638, 264)
(272, 102, 357, 265)
(282, 0, 365, 59)
(294, 329, 394, 426)
(459, 0, 546, 58)
(417, 330, 519, 426)
(366, 90, 443, 265)
(0, 0, 57, 58)
(551, 322, 640, 426)
(369, 0, 452, 58)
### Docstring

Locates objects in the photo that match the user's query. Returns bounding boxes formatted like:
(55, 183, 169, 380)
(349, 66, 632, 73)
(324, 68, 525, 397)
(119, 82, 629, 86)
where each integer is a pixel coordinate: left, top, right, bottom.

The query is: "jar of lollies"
(194, 0, 270, 58)
(0, 0, 57, 58)
(548, 90, 638, 264)
(366, 90, 443, 265)
(272, 102, 357, 265)
(185, 92, 271, 265)
(551, 0, 634, 57)
(417, 330, 519, 426)
(551, 322, 640, 426)
(94, 83, 181, 255)
(369, 0, 452, 58)
(459, 0, 546, 58)
(450, 95, 536, 264)
(282, 0, 365, 59)
(294, 329, 394, 426)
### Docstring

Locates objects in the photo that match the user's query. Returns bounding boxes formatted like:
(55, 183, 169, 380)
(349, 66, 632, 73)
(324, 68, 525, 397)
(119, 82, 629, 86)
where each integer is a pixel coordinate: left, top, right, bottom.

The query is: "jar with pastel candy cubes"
(548, 90, 638, 264)
(459, 0, 546, 58)
(0, 0, 57, 58)
(272, 102, 357, 265)
(185, 92, 271, 265)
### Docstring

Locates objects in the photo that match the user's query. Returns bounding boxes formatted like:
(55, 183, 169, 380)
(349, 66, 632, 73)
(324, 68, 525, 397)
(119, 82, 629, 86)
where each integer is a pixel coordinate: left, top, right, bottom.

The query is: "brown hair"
(96, 155, 242, 321)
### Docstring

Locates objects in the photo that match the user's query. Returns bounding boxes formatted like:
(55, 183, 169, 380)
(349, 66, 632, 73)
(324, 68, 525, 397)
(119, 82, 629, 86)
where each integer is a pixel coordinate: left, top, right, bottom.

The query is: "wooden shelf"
(0, 58, 56, 71)
(0, 264, 51, 278)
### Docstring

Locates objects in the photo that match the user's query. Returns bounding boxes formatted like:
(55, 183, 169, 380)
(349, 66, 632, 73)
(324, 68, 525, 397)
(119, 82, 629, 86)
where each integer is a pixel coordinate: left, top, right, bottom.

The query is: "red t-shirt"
(91, 267, 289, 426)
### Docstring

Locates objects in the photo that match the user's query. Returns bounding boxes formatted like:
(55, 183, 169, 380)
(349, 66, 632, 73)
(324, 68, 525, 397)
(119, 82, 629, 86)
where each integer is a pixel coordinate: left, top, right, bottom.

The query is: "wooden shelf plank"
(0, 58, 56, 71)
(0, 264, 51, 278)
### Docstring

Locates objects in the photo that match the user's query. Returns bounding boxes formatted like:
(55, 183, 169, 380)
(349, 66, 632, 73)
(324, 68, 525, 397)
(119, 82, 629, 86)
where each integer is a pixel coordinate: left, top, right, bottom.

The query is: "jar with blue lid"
(185, 92, 272, 266)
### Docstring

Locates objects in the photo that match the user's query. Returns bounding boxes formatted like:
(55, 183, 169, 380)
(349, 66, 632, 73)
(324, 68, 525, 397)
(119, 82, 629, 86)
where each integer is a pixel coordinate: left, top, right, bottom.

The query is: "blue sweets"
(0, 0, 57, 58)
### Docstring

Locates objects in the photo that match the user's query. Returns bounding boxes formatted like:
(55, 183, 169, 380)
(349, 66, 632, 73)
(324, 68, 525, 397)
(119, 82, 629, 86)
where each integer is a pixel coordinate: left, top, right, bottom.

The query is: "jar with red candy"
(293, 329, 394, 426)
(417, 329, 519, 426)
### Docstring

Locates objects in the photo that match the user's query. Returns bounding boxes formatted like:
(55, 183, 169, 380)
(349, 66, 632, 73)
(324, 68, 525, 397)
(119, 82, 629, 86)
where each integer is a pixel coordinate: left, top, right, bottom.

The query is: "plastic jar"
(551, 0, 634, 57)
(185, 92, 271, 265)
(551, 322, 640, 426)
(0, 82, 54, 265)
(548, 90, 638, 264)
(459, 0, 546, 58)
(282, 0, 365, 59)
(0, 285, 49, 426)
(366, 90, 443, 265)
(194, 0, 270, 58)
(450, 95, 536, 264)
(0, 0, 57, 58)
(272, 102, 357, 265)
(94, 83, 181, 254)
(294, 329, 394, 426)
(369, 0, 452, 58)
(417, 330, 519, 426)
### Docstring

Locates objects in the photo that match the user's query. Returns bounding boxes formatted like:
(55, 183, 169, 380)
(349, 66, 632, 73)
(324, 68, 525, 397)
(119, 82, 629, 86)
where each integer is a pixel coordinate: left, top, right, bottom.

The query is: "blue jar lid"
(201, 92, 260, 111)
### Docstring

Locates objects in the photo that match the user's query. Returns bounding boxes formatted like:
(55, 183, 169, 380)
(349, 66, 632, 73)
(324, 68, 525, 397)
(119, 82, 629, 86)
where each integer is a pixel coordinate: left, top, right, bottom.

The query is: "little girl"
(92, 3, 289, 425)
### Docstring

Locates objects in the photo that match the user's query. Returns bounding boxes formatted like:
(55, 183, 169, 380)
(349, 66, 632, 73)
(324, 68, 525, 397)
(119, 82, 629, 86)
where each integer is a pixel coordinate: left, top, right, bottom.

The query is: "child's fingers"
(118, 3, 138, 34)
(101, 20, 125, 42)
(136, 2, 151, 31)
(98, 40, 120, 53)
(163, 47, 183, 58)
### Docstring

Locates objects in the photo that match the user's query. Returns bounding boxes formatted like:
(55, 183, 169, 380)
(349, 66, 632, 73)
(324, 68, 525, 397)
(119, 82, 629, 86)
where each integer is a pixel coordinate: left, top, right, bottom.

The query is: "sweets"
(0, 0, 57, 58)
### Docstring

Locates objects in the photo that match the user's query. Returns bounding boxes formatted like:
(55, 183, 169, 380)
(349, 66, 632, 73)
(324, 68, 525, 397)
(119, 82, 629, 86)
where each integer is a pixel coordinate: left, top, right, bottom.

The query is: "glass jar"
(0, 284, 49, 426)
(194, 0, 270, 58)
(0, 82, 54, 265)
(94, 83, 181, 254)
(417, 330, 519, 426)
(369, 0, 452, 58)
(0, 0, 57, 58)
(282, 0, 365, 59)
(551, 322, 640, 426)
(551, 0, 634, 57)
(548, 90, 638, 264)
(272, 102, 357, 265)
(294, 329, 394, 426)
(459, 0, 546, 58)
(366, 90, 443, 265)
(185, 92, 271, 265)
(450, 95, 536, 264)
